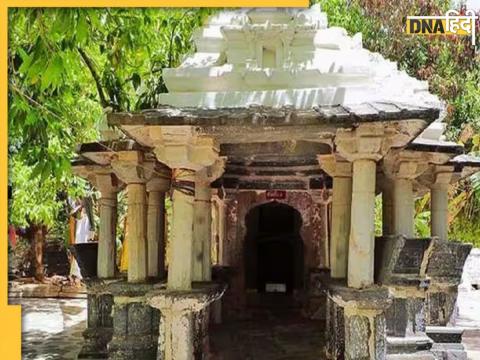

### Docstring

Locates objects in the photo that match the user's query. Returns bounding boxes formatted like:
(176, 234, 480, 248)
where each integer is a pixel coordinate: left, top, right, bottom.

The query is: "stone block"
(386, 297, 426, 337)
(375, 236, 431, 286)
(326, 297, 345, 360)
(386, 335, 433, 354)
(425, 240, 471, 284)
(108, 301, 159, 360)
(345, 315, 371, 360)
(112, 303, 128, 337)
(430, 342, 467, 360)
(426, 326, 463, 344)
(79, 290, 114, 359)
(426, 290, 457, 326)
(324, 283, 391, 360)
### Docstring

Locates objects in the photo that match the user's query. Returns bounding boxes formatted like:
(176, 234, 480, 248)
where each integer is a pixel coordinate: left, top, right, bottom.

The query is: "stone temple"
(72, 6, 480, 360)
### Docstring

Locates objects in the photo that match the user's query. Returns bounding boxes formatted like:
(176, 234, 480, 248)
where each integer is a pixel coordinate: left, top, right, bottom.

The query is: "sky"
(466, 0, 480, 10)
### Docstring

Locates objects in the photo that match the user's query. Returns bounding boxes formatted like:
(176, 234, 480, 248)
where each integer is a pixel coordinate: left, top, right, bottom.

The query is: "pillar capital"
(195, 158, 226, 184)
(146, 164, 171, 193)
(383, 149, 451, 181)
(73, 163, 124, 194)
(150, 129, 221, 171)
(110, 150, 157, 184)
(335, 124, 387, 162)
(317, 154, 352, 178)
(335, 122, 422, 163)
(431, 165, 455, 189)
(111, 151, 169, 187)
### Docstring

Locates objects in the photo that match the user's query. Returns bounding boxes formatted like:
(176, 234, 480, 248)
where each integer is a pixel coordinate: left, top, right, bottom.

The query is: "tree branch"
(77, 47, 109, 109)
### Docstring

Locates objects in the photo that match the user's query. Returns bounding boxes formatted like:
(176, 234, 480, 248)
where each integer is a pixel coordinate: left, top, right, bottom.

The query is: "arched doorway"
(245, 202, 304, 296)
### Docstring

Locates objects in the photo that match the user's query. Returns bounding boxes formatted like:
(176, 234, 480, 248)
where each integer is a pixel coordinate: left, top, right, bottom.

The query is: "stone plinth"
(425, 240, 472, 326)
(147, 283, 226, 360)
(78, 279, 116, 359)
(376, 236, 431, 287)
(324, 281, 391, 360)
(106, 281, 161, 360)
(375, 236, 435, 357)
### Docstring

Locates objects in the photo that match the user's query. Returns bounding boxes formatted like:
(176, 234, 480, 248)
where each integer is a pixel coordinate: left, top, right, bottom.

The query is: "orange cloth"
(69, 216, 76, 245)
(120, 216, 128, 272)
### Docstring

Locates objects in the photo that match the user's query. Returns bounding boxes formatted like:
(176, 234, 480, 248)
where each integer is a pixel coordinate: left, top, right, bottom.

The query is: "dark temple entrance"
(245, 202, 304, 296)
(209, 202, 325, 359)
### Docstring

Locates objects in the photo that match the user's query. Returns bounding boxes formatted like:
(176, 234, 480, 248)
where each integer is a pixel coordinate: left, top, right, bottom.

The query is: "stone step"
(387, 353, 436, 360)
(387, 335, 434, 354)
(426, 326, 464, 343)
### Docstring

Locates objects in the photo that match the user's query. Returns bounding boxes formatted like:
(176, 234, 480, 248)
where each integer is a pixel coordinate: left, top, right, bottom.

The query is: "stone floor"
(453, 287, 480, 360)
(9, 298, 86, 360)
(210, 316, 325, 359)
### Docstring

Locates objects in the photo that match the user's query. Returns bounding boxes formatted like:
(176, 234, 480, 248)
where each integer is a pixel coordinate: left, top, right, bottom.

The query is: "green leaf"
(76, 13, 89, 44)
(41, 54, 63, 91)
(17, 48, 33, 74)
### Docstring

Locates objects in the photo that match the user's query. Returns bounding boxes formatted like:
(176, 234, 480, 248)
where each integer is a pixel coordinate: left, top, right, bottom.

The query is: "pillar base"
(78, 280, 115, 359)
(325, 281, 392, 360)
(107, 281, 161, 360)
(148, 282, 226, 360)
(78, 328, 113, 359)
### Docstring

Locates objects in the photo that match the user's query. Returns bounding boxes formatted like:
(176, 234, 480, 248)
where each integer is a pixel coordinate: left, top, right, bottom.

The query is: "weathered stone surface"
(386, 335, 433, 354)
(376, 236, 431, 286)
(385, 297, 427, 337)
(323, 282, 391, 360)
(426, 326, 464, 344)
(79, 281, 115, 359)
(147, 283, 226, 360)
(430, 342, 468, 360)
(108, 301, 160, 360)
(426, 289, 458, 326)
(325, 297, 345, 360)
(108, 103, 439, 127)
(328, 283, 391, 311)
(345, 314, 371, 360)
(425, 240, 472, 284)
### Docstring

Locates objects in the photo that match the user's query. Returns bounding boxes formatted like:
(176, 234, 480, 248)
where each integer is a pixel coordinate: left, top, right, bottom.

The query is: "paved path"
(9, 298, 86, 360)
(453, 288, 480, 360)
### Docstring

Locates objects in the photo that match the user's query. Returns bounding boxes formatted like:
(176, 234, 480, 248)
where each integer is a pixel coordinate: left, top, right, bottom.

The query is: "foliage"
(8, 8, 210, 234)
(317, 0, 480, 244)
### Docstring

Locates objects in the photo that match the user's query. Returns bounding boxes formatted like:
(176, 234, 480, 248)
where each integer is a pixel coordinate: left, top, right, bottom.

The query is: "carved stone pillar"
(111, 151, 157, 283)
(192, 168, 213, 282)
(382, 178, 394, 236)
(168, 168, 196, 290)
(335, 124, 406, 289)
(146, 170, 171, 278)
(382, 151, 432, 238)
(430, 166, 454, 240)
(318, 155, 352, 279)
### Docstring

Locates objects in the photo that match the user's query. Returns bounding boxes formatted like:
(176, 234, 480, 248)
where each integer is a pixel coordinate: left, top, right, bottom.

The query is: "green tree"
(8, 8, 210, 279)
